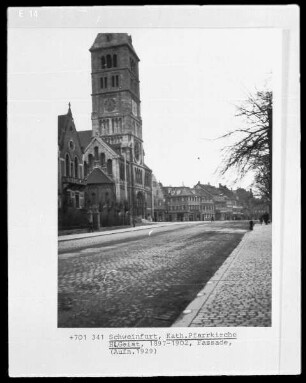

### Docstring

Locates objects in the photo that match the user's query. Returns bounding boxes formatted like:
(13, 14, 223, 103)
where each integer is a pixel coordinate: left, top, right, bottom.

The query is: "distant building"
(192, 185, 215, 220)
(250, 199, 270, 219)
(152, 176, 166, 222)
(195, 182, 244, 220)
(162, 186, 211, 221)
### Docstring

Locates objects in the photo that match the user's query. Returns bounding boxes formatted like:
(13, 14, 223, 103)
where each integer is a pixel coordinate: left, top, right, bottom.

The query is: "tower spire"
(67, 102, 72, 116)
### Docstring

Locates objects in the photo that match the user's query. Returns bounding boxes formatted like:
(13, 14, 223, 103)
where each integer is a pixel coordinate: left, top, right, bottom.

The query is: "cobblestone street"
(58, 221, 251, 327)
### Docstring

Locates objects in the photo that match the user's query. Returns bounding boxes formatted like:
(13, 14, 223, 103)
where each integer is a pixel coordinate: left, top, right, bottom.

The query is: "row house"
(192, 185, 216, 220)
(162, 186, 215, 222)
(250, 200, 270, 220)
(194, 182, 244, 220)
(152, 176, 166, 222)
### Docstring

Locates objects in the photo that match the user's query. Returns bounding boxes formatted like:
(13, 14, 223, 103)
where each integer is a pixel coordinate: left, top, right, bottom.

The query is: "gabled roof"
(143, 163, 152, 172)
(78, 130, 92, 151)
(162, 186, 194, 197)
(107, 142, 122, 154)
(58, 107, 83, 152)
(86, 167, 114, 185)
(81, 134, 124, 159)
(197, 183, 226, 197)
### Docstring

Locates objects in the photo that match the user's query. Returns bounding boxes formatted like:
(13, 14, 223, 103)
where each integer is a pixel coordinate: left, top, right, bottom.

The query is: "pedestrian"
(259, 216, 263, 225)
(263, 212, 269, 225)
(132, 217, 136, 227)
(249, 219, 254, 231)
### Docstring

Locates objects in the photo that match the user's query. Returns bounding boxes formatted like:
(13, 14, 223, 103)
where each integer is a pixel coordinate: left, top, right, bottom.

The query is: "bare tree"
(219, 90, 272, 213)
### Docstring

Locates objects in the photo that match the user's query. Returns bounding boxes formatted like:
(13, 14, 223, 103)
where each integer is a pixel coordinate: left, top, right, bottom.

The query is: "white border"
(8, 6, 300, 376)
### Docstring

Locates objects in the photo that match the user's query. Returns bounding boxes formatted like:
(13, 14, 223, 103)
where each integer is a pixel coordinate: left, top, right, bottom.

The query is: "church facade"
(58, 33, 154, 230)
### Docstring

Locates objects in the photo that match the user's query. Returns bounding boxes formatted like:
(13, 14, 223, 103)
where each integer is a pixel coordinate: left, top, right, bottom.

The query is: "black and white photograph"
(57, 29, 273, 328)
(8, 5, 300, 376)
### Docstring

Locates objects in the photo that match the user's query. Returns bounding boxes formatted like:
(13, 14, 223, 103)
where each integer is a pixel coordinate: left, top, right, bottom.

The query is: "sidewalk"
(172, 224, 272, 327)
(58, 221, 205, 242)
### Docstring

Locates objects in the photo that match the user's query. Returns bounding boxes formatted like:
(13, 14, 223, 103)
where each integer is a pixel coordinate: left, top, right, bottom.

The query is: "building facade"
(192, 185, 215, 220)
(58, 33, 154, 230)
(58, 105, 87, 229)
(162, 186, 214, 222)
(85, 33, 153, 221)
(152, 176, 166, 222)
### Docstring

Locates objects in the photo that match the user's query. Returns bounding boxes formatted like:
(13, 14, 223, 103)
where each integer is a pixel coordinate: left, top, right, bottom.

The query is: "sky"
(8, 24, 279, 190)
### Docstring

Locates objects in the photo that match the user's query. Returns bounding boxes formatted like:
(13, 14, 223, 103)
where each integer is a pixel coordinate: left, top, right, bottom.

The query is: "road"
(58, 221, 249, 327)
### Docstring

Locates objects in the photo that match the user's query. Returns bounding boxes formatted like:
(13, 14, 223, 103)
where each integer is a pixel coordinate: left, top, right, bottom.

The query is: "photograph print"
(58, 28, 273, 328)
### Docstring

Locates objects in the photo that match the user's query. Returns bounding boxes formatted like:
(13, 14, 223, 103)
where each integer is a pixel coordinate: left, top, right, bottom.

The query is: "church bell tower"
(89, 33, 143, 165)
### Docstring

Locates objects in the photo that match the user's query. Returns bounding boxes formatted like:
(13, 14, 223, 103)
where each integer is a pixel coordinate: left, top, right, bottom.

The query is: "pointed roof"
(162, 186, 194, 196)
(67, 102, 72, 117)
(86, 167, 114, 185)
(89, 33, 139, 60)
(78, 130, 92, 151)
(58, 104, 83, 151)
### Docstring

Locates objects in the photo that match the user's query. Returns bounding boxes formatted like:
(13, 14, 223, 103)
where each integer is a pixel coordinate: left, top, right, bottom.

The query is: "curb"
(171, 229, 252, 327)
(58, 221, 206, 242)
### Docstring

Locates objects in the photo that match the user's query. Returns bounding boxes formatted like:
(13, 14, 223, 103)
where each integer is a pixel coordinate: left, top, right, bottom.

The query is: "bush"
(58, 208, 89, 229)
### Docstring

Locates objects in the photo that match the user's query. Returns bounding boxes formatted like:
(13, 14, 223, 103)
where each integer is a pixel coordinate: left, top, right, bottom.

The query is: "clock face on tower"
(104, 98, 116, 112)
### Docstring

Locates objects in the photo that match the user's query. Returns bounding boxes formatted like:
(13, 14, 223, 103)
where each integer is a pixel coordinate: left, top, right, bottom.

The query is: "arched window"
(113, 54, 117, 67)
(120, 163, 125, 180)
(84, 161, 88, 177)
(74, 157, 78, 178)
(100, 153, 105, 166)
(65, 153, 70, 177)
(107, 159, 112, 175)
(94, 146, 99, 160)
(106, 54, 112, 68)
(70, 162, 73, 178)
(88, 154, 94, 168)
(105, 192, 109, 203)
(101, 56, 106, 69)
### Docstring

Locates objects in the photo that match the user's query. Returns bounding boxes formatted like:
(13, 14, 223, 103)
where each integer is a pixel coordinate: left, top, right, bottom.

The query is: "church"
(58, 33, 153, 230)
